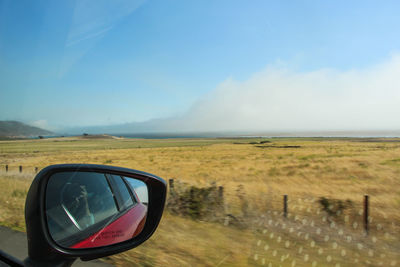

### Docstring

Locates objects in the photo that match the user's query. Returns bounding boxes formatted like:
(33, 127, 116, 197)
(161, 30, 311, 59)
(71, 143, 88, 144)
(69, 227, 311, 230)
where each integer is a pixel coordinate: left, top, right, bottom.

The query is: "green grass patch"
(380, 158, 400, 166)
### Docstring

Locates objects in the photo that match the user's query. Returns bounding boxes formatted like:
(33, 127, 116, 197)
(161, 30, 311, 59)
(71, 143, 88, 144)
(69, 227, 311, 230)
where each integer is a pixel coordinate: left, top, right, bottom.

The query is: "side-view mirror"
(24, 164, 166, 266)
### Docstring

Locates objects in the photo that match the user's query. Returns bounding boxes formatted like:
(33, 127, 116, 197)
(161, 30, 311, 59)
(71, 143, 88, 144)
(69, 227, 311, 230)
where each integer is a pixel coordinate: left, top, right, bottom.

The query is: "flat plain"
(0, 136, 399, 266)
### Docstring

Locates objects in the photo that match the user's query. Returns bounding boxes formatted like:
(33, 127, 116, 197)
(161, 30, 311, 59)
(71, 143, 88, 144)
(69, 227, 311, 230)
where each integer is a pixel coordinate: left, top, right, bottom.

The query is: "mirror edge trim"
(25, 164, 167, 262)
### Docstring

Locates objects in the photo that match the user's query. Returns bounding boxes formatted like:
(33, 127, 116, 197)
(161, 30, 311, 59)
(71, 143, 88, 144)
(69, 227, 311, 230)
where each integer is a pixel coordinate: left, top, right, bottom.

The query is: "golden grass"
(0, 137, 399, 266)
(107, 212, 253, 267)
(2, 138, 399, 216)
(0, 174, 32, 231)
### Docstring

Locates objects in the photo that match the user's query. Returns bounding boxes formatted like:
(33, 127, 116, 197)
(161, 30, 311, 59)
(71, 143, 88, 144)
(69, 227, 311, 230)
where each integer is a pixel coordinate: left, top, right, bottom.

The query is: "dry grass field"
(0, 137, 399, 266)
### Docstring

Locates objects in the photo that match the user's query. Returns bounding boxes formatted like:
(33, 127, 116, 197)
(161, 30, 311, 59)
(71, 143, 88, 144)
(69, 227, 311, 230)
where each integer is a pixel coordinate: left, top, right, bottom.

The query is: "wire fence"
(1, 165, 40, 174)
(165, 178, 399, 266)
(250, 199, 399, 267)
(1, 166, 399, 266)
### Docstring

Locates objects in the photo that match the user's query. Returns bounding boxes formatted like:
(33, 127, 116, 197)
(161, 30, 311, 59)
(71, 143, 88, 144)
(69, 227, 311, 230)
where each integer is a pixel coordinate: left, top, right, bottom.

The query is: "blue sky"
(1, 0, 400, 132)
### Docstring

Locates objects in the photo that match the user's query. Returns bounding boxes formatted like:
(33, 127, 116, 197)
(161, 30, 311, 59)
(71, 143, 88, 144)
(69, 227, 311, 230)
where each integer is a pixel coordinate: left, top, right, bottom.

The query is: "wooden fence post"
(283, 195, 288, 218)
(218, 186, 224, 205)
(19, 166, 22, 173)
(364, 195, 369, 235)
(169, 179, 174, 190)
(218, 186, 224, 199)
(35, 167, 38, 173)
(5, 165, 8, 172)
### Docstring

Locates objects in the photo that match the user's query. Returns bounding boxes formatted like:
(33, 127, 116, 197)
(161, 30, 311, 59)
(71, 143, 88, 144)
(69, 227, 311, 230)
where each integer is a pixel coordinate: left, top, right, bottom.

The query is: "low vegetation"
(0, 137, 399, 266)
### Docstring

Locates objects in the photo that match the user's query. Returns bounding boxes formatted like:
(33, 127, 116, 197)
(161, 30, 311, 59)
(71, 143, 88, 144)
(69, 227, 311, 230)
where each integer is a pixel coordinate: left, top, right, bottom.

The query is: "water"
(32, 130, 400, 140)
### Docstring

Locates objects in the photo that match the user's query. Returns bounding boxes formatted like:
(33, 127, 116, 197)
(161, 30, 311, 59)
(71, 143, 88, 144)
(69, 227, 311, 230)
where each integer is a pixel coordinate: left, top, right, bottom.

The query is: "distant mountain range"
(0, 121, 53, 138)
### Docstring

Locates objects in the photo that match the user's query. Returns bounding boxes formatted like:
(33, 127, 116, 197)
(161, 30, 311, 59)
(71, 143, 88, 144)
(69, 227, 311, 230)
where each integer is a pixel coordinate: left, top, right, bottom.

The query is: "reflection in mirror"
(45, 171, 148, 249)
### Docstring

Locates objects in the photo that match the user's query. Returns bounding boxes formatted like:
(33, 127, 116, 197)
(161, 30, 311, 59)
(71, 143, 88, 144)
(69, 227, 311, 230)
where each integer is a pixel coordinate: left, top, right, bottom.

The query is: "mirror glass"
(45, 171, 148, 248)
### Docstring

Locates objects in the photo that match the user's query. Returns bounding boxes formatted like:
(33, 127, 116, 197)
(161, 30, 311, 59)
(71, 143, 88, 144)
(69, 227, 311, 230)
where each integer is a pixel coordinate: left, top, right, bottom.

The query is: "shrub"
(318, 197, 353, 217)
(167, 182, 224, 221)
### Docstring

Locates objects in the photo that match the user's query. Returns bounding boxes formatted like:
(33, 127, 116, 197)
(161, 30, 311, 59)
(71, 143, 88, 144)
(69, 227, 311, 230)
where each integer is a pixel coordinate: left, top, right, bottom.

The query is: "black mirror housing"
(24, 164, 166, 265)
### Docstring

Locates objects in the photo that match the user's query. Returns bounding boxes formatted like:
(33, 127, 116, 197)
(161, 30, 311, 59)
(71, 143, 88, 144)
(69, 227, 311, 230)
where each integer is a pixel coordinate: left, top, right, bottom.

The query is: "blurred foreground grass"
(0, 174, 253, 266)
(0, 174, 30, 231)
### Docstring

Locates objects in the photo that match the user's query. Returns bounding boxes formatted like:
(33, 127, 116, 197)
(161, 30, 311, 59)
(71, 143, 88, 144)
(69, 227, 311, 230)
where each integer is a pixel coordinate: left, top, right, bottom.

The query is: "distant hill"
(0, 121, 53, 138)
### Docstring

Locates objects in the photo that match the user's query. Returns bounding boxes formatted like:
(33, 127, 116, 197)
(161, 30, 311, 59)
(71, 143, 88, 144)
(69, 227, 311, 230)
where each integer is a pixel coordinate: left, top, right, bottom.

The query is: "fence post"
(283, 195, 288, 218)
(35, 167, 38, 173)
(190, 188, 194, 199)
(19, 166, 22, 173)
(189, 187, 195, 214)
(169, 179, 174, 190)
(5, 165, 8, 172)
(364, 195, 369, 235)
(218, 186, 224, 199)
(218, 186, 224, 206)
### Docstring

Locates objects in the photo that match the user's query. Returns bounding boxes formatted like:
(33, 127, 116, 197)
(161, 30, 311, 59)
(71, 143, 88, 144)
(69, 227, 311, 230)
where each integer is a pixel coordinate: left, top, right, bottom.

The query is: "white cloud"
(179, 54, 400, 132)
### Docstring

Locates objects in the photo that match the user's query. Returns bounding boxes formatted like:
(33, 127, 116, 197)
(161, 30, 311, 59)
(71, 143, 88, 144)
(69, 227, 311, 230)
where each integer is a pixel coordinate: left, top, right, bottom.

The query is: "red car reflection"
(71, 202, 147, 248)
